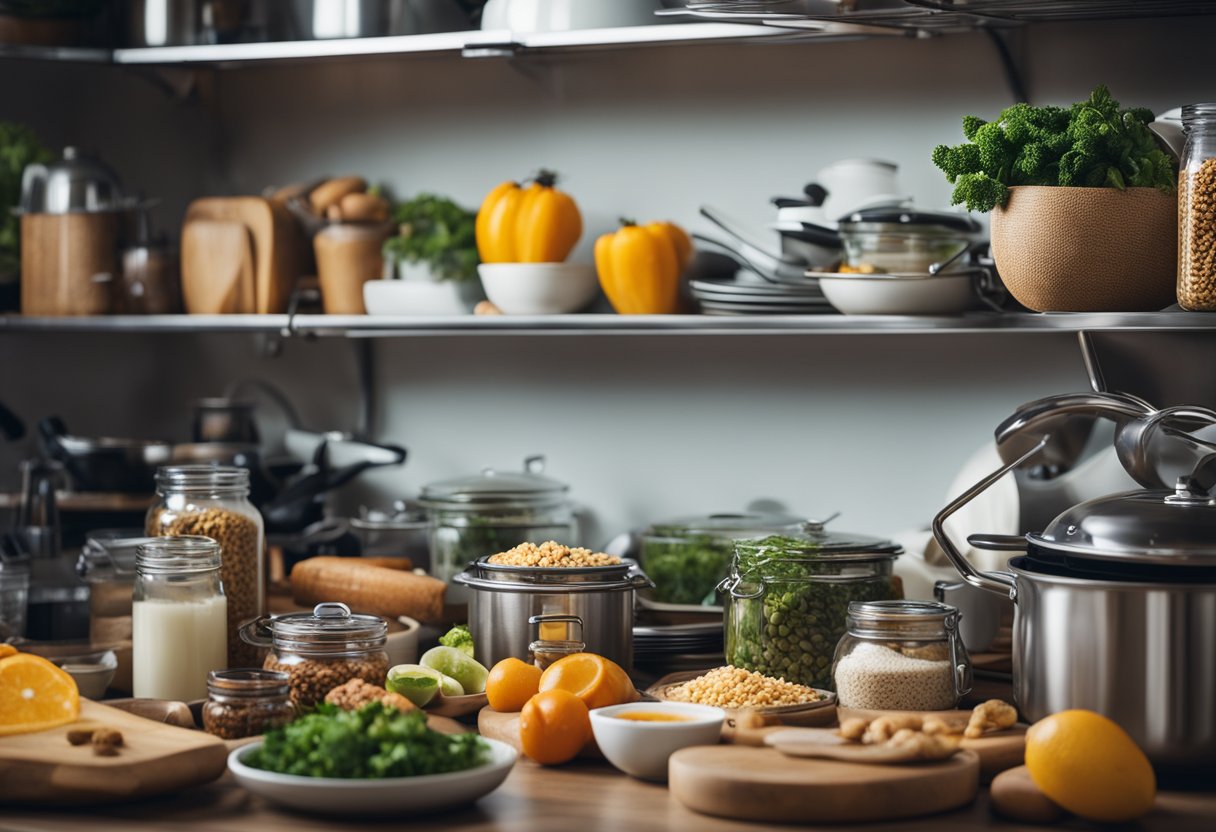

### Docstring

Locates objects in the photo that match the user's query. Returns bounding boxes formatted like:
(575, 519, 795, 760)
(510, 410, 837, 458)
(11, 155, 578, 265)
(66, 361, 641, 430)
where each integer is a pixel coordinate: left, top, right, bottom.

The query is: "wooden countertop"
(3, 756, 1214, 832)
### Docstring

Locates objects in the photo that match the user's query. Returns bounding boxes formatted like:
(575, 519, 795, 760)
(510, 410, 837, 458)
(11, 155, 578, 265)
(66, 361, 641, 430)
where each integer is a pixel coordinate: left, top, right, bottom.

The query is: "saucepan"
(38, 418, 172, 494)
(932, 393, 1216, 770)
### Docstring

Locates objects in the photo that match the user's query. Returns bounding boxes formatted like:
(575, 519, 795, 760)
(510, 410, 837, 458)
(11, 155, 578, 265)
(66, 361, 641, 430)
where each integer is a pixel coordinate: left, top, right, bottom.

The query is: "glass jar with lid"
(832, 600, 972, 711)
(721, 522, 902, 689)
(147, 465, 264, 668)
(202, 669, 295, 740)
(242, 602, 389, 708)
(1178, 103, 1216, 310)
(641, 511, 804, 607)
(421, 456, 576, 584)
(132, 536, 228, 702)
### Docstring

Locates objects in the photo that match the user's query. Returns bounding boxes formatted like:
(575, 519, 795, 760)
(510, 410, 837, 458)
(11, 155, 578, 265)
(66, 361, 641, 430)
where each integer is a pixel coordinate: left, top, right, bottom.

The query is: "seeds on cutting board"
(663, 665, 822, 709)
(833, 642, 956, 711)
(487, 541, 621, 568)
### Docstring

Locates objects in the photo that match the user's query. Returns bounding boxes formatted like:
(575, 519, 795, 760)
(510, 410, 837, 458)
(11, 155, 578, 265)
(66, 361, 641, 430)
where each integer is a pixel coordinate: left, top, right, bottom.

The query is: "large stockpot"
(933, 397, 1216, 769)
(453, 557, 652, 670)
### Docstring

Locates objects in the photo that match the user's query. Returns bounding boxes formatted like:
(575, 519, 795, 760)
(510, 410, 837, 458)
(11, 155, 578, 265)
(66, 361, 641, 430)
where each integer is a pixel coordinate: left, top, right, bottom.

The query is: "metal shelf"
(0, 43, 109, 63)
(4, 311, 1216, 338)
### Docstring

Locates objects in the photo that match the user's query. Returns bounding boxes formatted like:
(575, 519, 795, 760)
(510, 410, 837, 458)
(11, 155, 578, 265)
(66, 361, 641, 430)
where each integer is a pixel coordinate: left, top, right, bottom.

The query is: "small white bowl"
(589, 701, 724, 782)
(477, 263, 599, 315)
(363, 279, 469, 316)
(817, 272, 976, 315)
(55, 649, 118, 699)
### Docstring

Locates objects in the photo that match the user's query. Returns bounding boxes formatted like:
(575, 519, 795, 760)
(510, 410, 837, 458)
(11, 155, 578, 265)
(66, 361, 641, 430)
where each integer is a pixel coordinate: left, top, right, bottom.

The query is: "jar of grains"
(721, 525, 903, 690)
(1178, 103, 1216, 310)
(147, 466, 265, 668)
(241, 602, 389, 708)
(832, 600, 972, 711)
(202, 669, 295, 740)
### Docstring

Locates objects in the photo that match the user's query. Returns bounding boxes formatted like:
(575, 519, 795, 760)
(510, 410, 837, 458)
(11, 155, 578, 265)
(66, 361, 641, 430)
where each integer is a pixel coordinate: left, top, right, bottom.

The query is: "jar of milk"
(132, 535, 227, 701)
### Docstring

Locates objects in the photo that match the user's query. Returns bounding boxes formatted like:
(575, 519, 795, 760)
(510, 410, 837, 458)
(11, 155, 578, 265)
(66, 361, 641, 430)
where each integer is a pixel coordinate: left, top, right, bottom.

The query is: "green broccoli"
(438, 624, 475, 659)
(932, 84, 1176, 212)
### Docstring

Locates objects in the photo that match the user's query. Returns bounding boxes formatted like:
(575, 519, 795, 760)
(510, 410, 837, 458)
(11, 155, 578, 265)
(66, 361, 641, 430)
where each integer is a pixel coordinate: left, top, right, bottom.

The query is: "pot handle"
(967, 534, 1028, 552)
(931, 436, 1049, 599)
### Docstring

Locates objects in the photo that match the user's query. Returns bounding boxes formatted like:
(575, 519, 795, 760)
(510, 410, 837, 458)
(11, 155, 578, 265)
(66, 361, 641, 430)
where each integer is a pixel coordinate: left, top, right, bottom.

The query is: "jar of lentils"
(1178, 103, 1216, 310)
(832, 600, 972, 711)
(243, 602, 389, 708)
(147, 465, 264, 668)
(722, 524, 902, 690)
(202, 669, 295, 739)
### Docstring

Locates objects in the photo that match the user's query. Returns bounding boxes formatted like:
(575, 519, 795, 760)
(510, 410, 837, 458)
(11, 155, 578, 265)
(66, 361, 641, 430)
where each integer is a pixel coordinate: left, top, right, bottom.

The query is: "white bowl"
(481, 0, 665, 32)
(228, 736, 517, 815)
(55, 649, 118, 699)
(477, 263, 599, 315)
(816, 272, 976, 315)
(589, 701, 724, 782)
(363, 279, 469, 316)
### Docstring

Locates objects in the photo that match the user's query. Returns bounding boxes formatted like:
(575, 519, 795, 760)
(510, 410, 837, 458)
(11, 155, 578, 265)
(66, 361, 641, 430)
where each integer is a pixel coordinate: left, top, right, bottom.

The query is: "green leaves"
(383, 193, 479, 282)
(0, 122, 51, 274)
(931, 85, 1176, 213)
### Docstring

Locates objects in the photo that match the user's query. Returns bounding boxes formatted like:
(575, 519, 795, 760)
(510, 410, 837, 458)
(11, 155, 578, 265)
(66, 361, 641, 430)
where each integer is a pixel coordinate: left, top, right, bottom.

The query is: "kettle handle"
(20, 162, 47, 213)
(930, 436, 1050, 600)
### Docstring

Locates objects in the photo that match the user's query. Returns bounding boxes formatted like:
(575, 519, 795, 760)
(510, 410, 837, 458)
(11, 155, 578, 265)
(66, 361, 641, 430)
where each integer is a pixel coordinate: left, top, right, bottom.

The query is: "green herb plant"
(931, 85, 1176, 213)
(0, 121, 51, 275)
(247, 702, 489, 779)
(382, 193, 479, 282)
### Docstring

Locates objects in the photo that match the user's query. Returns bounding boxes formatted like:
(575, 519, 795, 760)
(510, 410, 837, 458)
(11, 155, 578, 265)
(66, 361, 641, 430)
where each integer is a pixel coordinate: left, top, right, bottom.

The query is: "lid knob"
(313, 602, 351, 619)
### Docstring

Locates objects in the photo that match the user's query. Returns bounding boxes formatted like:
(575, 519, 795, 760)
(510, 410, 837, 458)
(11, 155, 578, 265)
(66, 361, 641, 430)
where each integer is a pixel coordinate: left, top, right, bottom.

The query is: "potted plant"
(365, 193, 481, 315)
(0, 121, 50, 310)
(932, 85, 1178, 312)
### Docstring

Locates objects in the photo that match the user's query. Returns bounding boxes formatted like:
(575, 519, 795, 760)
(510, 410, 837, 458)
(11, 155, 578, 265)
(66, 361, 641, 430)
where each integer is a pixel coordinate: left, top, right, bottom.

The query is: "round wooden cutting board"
(669, 745, 981, 824)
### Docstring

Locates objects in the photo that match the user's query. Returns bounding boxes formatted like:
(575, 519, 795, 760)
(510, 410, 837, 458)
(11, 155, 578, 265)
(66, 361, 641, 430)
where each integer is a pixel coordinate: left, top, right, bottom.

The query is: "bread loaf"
(291, 557, 444, 622)
(310, 177, 367, 214)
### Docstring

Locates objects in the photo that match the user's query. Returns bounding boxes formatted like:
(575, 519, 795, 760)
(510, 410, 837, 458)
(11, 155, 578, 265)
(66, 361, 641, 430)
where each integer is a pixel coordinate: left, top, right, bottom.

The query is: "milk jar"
(132, 536, 227, 701)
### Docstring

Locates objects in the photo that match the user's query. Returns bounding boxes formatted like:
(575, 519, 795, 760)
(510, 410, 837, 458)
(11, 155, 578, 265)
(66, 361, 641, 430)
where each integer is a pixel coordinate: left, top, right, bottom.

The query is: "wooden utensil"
(181, 219, 256, 313)
(668, 744, 981, 824)
(0, 699, 228, 805)
(21, 213, 119, 316)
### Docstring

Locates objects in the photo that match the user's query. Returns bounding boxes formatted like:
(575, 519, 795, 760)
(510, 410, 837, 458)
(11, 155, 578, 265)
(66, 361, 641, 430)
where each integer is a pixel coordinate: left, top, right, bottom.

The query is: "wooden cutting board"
(478, 706, 602, 759)
(181, 219, 256, 314)
(669, 745, 981, 824)
(0, 699, 228, 805)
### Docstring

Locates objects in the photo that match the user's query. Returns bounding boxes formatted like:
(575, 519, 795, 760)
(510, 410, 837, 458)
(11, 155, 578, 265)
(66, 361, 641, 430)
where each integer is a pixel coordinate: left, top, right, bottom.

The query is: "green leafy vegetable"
(932, 85, 1176, 212)
(0, 121, 51, 275)
(642, 533, 733, 606)
(246, 702, 489, 779)
(438, 624, 476, 658)
(382, 192, 479, 282)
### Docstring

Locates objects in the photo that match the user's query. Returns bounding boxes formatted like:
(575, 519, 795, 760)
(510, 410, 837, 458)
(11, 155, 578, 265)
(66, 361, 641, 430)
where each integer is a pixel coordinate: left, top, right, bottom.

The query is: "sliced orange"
(0, 644, 17, 659)
(486, 657, 543, 713)
(0, 653, 80, 736)
(519, 689, 591, 766)
(537, 653, 634, 710)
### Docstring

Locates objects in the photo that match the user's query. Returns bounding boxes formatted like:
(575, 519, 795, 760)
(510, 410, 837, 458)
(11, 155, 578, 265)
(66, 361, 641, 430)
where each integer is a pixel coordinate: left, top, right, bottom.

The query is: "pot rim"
(1009, 556, 1216, 590)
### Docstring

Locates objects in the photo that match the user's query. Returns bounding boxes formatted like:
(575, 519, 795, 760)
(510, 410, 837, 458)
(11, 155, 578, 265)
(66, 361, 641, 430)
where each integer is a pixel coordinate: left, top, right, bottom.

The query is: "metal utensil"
(1113, 405, 1216, 490)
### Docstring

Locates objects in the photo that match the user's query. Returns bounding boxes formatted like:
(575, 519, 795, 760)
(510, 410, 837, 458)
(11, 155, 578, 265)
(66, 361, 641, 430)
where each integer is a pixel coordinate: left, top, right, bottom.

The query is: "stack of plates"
(690, 276, 834, 315)
(633, 623, 724, 661)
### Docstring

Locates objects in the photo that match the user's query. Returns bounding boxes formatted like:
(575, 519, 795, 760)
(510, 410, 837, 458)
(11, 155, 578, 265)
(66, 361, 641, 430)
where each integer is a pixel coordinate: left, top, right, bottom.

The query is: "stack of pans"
(633, 622, 724, 664)
(690, 276, 834, 315)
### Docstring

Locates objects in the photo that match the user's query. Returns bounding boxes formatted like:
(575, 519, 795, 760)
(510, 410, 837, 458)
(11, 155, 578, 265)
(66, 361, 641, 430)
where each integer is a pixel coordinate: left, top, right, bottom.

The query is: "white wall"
(1, 16, 1207, 544)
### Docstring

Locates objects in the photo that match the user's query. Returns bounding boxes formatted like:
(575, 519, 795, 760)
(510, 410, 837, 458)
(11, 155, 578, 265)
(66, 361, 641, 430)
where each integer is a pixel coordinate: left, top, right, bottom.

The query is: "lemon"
(1024, 709, 1156, 822)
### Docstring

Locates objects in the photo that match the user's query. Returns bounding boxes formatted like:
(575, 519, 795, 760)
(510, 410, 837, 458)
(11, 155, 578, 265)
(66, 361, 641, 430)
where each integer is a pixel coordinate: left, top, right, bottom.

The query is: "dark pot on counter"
(38, 418, 171, 494)
(933, 396, 1216, 769)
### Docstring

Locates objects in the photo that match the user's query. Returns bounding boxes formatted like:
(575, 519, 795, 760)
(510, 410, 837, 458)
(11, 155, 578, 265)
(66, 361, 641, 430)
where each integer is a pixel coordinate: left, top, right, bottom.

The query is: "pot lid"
(20, 146, 126, 215)
(420, 455, 568, 507)
(646, 511, 805, 539)
(734, 518, 903, 561)
(1031, 480, 1216, 567)
(838, 207, 981, 234)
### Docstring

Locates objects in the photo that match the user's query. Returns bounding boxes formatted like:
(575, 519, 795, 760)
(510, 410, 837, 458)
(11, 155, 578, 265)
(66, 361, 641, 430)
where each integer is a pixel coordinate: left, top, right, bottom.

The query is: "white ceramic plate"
(228, 737, 517, 815)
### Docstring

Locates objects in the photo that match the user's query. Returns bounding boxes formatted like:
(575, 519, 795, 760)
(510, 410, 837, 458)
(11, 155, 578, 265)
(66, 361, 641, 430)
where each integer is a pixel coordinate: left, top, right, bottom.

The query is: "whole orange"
(486, 657, 542, 712)
(519, 689, 591, 766)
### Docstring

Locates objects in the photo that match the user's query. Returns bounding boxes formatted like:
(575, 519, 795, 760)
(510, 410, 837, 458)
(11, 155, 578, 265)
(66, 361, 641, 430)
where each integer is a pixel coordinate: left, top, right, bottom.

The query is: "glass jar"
(527, 613, 586, 670)
(832, 600, 972, 711)
(1178, 103, 1216, 310)
(349, 501, 431, 571)
(147, 465, 265, 668)
(202, 669, 295, 739)
(421, 456, 576, 584)
(244, 602, 389, 708)
(132, 536, 228, 702)
(641, 512, 804, 607)
(0, 562, 30, 641)
(722, 525, 902, 690)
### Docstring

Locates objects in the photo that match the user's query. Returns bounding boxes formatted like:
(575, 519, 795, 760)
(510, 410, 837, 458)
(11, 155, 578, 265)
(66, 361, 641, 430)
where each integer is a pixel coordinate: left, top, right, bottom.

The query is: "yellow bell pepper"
(595, 220, 693, 315)
(476, 171, 582, 263)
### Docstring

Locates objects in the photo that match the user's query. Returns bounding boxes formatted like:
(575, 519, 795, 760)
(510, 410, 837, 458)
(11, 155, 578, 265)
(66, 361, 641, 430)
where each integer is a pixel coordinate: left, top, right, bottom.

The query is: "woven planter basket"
(990, 186, 1177, 312)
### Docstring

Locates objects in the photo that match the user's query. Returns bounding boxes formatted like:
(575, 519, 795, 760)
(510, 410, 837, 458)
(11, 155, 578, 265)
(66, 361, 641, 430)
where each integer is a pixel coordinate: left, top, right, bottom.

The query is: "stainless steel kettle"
(20, 147, 126, 215)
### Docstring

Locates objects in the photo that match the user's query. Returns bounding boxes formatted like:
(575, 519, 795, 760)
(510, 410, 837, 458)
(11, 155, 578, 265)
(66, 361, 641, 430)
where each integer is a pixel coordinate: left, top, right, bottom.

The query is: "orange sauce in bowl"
(613, 711, 693, 723)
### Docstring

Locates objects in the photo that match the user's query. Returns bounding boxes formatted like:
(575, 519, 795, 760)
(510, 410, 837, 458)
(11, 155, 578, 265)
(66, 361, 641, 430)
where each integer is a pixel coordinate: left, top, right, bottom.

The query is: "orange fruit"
(0, 653, 80, 736)
(486, 657, 543, 712)
(519, 689, 591, 766)
(538, 653, 634, 710)
(1025, 709, 1156, 823)
(0, 644, 17, 659)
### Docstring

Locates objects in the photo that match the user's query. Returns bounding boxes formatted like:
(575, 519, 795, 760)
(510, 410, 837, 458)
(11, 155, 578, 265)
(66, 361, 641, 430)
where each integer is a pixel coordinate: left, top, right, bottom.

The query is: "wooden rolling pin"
(291, 557, 445, 622)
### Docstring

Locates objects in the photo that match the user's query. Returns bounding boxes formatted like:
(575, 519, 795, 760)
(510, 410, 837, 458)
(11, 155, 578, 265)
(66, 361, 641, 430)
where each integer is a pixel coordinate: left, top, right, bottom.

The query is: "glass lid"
(1031, 483, 1216, 567)
(734, 518, 903, 561)
(645, 511, 805, 539)
(420, 455, 568, 508)
(267, 602, 387, 644)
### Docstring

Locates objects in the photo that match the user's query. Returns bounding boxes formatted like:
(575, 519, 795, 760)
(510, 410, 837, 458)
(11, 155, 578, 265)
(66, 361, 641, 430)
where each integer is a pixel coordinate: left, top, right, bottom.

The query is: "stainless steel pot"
(933, 395, 1216, 769)
(453, 556, 653, 670)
